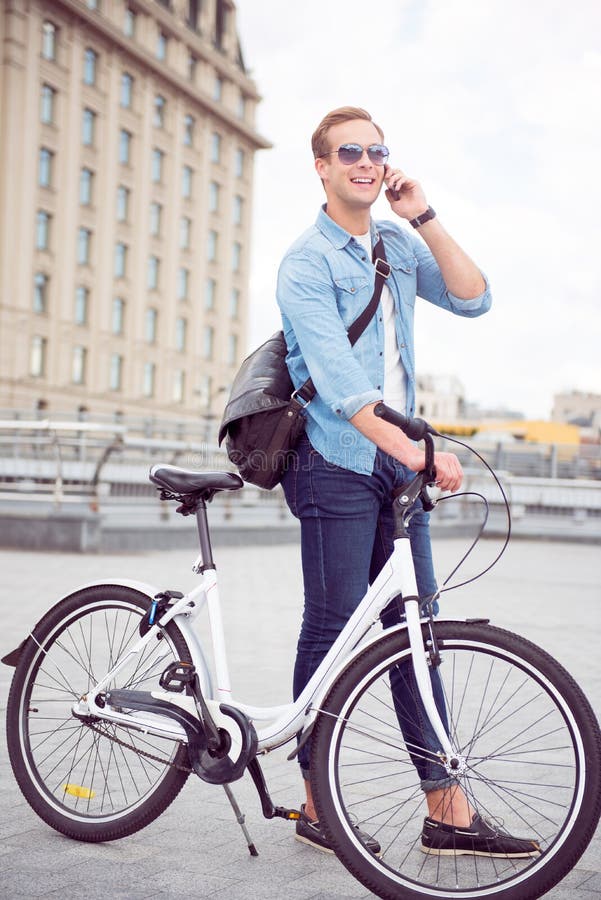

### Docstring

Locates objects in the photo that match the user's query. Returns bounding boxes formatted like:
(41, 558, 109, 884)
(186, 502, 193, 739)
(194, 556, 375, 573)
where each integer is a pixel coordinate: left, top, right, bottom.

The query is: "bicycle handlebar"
(373, 402, 439, 441)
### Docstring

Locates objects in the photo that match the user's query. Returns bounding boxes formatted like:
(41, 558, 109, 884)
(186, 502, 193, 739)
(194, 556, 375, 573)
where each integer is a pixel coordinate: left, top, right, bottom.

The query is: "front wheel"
(6, 585, 192, 842)
(311, 621, 601, 900)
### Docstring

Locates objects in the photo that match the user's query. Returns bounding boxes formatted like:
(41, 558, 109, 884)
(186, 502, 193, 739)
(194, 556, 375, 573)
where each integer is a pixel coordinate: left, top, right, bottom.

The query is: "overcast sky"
(234, 0, 601, 419)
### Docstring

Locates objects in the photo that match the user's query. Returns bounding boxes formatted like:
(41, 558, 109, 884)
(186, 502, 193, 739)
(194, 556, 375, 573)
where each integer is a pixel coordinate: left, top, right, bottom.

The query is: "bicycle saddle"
(149, 464, 243, 496)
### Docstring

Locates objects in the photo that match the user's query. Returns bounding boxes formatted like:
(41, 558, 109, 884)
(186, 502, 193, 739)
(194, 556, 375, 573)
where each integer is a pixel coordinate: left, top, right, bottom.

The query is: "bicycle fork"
(393, 534, 465, 777)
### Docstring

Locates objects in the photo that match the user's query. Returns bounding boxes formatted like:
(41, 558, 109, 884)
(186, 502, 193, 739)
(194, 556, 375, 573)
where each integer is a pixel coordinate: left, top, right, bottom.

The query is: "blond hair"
(311, 107, 384, 159)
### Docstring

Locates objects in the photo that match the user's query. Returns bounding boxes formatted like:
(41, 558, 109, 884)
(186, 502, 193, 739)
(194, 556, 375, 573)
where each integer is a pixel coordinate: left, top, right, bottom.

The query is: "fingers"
(433, 452, 463, 493)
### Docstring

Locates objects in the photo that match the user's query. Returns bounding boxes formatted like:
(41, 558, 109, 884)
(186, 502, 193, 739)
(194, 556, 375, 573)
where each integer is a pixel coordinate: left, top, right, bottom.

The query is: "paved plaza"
(1, 535, 600, 899)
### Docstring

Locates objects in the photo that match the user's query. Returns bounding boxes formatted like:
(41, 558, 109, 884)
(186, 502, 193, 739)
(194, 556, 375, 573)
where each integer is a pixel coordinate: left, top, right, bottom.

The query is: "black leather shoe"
(421, 813, 541, 858)
(295, 804, 381, 855)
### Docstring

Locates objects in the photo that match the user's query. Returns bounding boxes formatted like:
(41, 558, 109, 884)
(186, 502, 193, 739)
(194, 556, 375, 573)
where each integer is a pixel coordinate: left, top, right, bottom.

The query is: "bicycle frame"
(77, 530, 456, 765)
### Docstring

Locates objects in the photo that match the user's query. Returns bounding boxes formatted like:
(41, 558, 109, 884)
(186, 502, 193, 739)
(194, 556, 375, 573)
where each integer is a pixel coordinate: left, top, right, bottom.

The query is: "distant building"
(415, 373, 465, 421)
(0, 0, 270, 427)
(552, 391, 601, 429)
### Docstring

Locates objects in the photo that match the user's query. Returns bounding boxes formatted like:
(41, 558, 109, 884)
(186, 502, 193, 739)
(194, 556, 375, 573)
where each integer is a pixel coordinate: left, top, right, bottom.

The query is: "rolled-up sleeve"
(277, 250, 381, 420)
(411, 232, 492, 317)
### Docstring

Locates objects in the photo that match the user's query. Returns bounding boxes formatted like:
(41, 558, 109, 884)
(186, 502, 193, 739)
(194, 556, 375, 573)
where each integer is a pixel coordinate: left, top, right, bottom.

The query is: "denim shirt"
(276, 206, 492, 475)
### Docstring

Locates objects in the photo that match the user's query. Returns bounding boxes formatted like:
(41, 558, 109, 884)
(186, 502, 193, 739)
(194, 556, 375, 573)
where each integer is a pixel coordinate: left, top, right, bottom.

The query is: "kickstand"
(222, 783, 259, 857)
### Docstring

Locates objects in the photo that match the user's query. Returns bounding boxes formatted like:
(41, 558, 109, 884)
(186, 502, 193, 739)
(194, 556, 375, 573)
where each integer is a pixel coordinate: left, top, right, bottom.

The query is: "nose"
(357, 149, 374, 166)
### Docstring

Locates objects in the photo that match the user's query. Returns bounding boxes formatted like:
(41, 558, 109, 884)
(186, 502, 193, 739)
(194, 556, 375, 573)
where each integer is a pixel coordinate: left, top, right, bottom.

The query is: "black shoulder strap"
(294, 236, 390, 405)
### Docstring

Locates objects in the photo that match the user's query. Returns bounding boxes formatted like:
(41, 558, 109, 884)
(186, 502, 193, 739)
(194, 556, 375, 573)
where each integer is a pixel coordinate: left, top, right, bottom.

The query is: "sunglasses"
(320, 143, 390, 166)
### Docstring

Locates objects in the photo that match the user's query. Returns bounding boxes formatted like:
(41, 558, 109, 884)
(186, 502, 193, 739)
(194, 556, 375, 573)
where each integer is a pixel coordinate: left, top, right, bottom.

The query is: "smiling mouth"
(351, 178, 375, 184)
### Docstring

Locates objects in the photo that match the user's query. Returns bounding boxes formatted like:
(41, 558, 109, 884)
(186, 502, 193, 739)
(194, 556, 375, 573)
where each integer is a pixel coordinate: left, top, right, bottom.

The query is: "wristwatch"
(409, 206, 436, 229)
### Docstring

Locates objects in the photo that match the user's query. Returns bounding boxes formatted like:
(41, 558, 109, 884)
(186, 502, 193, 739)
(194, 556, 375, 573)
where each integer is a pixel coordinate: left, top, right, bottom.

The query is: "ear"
(315, 156, 329, 183)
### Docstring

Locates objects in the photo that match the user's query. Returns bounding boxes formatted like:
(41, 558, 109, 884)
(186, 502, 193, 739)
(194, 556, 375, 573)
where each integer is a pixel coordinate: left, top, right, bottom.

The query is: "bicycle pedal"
(159, 661, 196, 693)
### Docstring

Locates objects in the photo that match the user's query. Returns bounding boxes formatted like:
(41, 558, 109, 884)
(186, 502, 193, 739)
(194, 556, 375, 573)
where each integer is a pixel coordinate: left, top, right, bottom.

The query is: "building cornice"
(49, 0, 272, 150)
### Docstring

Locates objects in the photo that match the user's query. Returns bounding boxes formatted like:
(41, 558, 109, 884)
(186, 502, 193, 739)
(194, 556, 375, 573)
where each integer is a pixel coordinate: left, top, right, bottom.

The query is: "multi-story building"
(0, 0, 270, 429)
(552, 390, 601, 429)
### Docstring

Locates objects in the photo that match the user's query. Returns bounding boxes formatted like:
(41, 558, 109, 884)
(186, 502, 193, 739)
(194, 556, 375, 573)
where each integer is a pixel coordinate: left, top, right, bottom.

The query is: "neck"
(324, 199, 371, 236)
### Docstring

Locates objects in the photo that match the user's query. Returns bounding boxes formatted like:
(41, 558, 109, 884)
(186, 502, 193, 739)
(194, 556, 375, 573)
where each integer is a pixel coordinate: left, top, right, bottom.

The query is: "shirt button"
(400, 343, 405, 348)
(350, 287, 355, 292)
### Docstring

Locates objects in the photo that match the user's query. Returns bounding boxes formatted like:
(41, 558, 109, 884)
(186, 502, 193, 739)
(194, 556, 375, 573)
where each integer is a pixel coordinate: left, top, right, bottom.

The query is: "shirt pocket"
(333, 276, 372, 326)
(387, 250, 418, 307)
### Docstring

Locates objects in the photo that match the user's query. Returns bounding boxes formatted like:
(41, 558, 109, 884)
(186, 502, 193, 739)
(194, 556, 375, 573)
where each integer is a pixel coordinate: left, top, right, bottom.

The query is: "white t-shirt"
(354, 232, 407, 413)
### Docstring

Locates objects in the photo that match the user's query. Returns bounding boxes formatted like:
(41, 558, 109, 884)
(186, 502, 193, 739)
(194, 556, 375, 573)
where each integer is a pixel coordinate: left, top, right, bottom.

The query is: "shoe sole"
(295, 833, 335, 854)
(421, 845, 541, 859)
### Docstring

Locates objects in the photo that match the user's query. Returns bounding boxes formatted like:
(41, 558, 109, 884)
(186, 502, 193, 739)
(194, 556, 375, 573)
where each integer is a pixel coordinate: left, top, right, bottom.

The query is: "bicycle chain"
(86, 721, 193, 774)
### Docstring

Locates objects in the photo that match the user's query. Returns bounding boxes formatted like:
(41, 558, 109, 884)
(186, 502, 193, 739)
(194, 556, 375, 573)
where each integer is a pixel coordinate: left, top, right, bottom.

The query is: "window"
(112, 297, 125, 334)
(208, 230, 218, 262)
(143, 362, 156, 397)
(72, 346, 87, 384)
(173, 370, 185, 403)
(145, 308, 158, 343)
(183, 114, 195, 146)
(120, 72, 133, 108)
(177, 267, 189, 300)
(234, 147, 245, 178)
(157, 31, 167, 61)
(116, 186, 129, 222)
(39, 148, 53, 188)
(34, 273, 49, 314)
(187, 0, 200, 30)
(205, 278, 216, 310)
(209, 181, 220, 213)
(40, 84, 56, 125)
(179, 216, 191, 249)
(213, 76, 223, 102)
(150, 202, 162, 236)
(210, 132, 221, 163)
(42, 21, 57, 61)
(30, 336, 47, 377)
(109, 353, 123, 391)
(124, 7, 136, 37)
(232, 241, 241, 272)
(237, 91, 246, 120)
(36, 211, 51, 250)
(75, 286, 89, 325)
(83, 48, 98, 86)
(119, 129, 132, 164)
(228, 333, 238, 366)
(154, 94, 166, 128)
(215, 0, 228, 51)
(188, 53, 197, 82)
(152, 149, 164, 183)
(148, 256, 160, 290)
(203, 325, 214, 360)
(175, 316, 187, 351)
(79, 168, 94, 205)
(114, 242, 127, 278)
(82, 108, 96, 146)
(233, 194, 243, 225)
(230, 287, 239, 319)
(77, 227, 92, 265)
(181, 164, 192, 198)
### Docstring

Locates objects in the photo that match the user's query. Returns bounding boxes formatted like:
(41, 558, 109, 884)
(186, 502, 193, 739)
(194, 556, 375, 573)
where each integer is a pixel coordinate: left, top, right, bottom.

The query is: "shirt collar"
(315, 205, 380, 251)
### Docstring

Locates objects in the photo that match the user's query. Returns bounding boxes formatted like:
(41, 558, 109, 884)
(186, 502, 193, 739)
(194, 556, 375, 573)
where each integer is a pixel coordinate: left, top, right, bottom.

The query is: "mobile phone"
(384, 165, 401, 201)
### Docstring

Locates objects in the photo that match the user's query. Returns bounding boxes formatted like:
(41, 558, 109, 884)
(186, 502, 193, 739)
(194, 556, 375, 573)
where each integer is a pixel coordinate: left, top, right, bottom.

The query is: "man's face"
(315, 119, 387, 212)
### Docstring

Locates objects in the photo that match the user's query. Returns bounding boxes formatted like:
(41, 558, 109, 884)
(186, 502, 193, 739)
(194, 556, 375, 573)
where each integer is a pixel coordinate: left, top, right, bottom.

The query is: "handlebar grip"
(373, 402, 438, 441)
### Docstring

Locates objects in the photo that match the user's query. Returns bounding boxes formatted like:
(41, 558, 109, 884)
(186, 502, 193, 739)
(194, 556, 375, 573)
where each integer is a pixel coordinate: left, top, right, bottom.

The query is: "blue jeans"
(282, 435, 452, 791)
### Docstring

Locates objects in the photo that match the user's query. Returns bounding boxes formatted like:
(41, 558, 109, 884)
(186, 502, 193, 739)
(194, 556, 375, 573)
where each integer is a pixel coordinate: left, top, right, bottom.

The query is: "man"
(277, 107, 538, 859)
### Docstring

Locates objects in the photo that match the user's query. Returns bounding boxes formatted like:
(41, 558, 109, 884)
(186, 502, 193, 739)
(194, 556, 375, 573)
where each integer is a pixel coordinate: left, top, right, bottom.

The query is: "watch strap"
(410, 206, 436, 229)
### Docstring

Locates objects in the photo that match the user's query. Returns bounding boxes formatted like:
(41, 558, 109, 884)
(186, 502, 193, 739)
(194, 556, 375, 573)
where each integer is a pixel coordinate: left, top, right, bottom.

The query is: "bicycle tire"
(311, 620, 601, 900)
(6, 584, 192, 842)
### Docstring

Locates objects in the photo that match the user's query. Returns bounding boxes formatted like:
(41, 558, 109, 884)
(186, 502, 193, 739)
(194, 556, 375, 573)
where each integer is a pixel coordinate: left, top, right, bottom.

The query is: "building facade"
(0, 0, 269, 428)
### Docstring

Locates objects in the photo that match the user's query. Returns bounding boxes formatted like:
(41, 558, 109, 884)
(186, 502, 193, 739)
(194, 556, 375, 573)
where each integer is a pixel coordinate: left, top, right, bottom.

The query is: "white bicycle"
(5, 404, 601, 900)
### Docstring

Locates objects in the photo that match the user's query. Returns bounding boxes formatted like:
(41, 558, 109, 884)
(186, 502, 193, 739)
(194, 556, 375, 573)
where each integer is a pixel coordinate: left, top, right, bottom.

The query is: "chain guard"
(95, 690, 257, 786)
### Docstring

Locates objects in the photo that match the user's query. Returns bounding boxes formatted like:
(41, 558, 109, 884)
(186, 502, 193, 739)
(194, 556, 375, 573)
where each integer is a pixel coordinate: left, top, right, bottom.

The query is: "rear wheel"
(6, 585, 192, 842)
(311, 621, 601, 899)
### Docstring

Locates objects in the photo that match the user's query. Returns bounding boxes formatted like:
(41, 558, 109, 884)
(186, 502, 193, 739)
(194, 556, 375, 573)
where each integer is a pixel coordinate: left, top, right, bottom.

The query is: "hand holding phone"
(384, 165, 401, 201)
